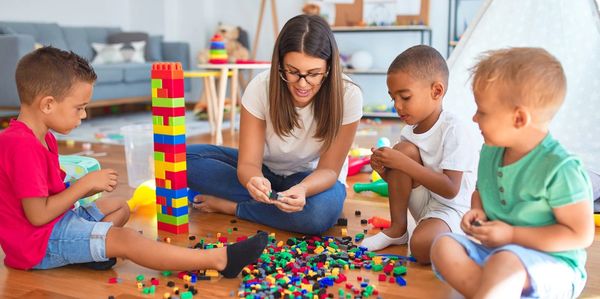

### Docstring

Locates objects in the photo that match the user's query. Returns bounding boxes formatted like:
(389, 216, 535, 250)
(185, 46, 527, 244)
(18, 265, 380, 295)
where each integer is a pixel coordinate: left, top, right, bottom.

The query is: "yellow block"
(156, 204, 163, 214)
(165, 180, 171, 189)
(152, 88, 158, 98)
(172, 196, 188, 208)
(155, 160, 186, 172)
(153, 124, 185, 136)
(154, 164, 166, 179)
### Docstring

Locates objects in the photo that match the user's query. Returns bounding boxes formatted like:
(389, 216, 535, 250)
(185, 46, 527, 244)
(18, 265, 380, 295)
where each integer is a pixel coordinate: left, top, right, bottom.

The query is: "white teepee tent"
(444, 0, 600, 170)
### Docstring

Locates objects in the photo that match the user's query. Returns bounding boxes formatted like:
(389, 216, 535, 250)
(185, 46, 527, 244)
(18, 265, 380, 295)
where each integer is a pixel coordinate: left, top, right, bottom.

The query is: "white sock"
(360, 231, 408, 251)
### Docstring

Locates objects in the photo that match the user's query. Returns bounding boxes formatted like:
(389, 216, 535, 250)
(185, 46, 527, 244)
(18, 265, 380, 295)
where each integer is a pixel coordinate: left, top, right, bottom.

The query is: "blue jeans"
(186, 144, 346, 235)
(33, 202, 112, 269)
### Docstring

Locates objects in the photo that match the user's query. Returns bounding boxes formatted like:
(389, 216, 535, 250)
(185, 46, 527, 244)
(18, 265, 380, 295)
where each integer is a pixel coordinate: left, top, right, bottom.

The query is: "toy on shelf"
(368, 216, 391, 229)
(208, 34, 228, 64)
(151, 62, 189, 234)
(353, 179, 388, 197)
(59, 155, 101, 207)
(347, 156, 371, 176)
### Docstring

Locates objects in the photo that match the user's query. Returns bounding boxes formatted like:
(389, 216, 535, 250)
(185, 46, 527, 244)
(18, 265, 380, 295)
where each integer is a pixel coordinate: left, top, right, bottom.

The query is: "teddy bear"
(198, 23, 250, 64)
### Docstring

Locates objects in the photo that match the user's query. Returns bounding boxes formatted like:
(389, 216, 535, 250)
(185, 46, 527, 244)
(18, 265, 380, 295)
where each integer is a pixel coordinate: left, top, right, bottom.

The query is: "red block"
(157, 88, 169, 98)
(154, 143, 186, 154)
(378, 274, 386, 282)
(167, 207, 173, 215)
(166, 171, 187, 189)
(218, 236, 228, 243)
(155, 178, 166, 188)
(161, 79, 185, 98)
(151, 63, 184, 80)
(164, 152, 186, 163)
(157, 221, 189, 234)
(152, 107, 185, 117)
(236, 236, 248, 242)
(156, 195, 167, 205)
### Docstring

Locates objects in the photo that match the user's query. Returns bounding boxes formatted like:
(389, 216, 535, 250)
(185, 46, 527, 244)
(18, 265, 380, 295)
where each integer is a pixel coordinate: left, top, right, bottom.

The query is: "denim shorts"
(433, 233, 585, 299)
(33, 203, 113, 269)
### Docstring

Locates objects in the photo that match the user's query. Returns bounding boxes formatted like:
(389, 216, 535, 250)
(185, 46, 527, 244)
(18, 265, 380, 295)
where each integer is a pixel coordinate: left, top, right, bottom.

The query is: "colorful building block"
(152, 62, 188, 234)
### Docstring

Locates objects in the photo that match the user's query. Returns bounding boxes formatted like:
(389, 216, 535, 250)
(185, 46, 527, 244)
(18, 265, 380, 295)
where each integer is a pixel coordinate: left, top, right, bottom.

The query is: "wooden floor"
(0, 120, 598, 299)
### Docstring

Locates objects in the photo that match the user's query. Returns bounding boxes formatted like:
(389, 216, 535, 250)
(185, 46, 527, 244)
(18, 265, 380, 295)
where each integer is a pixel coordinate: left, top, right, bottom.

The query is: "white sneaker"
(360, 231, 409, 251)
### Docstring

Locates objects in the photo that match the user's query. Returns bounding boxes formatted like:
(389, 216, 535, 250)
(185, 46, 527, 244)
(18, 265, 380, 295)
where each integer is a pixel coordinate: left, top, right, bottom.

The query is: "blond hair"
(471, 47, 566, 121)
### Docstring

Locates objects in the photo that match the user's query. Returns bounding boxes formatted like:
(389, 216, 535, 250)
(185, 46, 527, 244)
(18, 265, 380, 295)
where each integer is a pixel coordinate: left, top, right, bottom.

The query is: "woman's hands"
(246, 177, 307, 213)
(275, 184, 307, 213)
(246, 176, 272, 203)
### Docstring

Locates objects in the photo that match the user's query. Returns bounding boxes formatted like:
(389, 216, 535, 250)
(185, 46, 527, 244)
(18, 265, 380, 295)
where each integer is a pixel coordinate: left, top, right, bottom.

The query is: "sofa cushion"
(92, 64, 124, 84)
(147, 35, 163, 61)
(62, 27, 94, 60)
(34, 23, 68, 50)
(120, 63, 152, 83)
(85, 27, 120, 44)
(0, 22, 68, 50)
(107, 32, 151, 61)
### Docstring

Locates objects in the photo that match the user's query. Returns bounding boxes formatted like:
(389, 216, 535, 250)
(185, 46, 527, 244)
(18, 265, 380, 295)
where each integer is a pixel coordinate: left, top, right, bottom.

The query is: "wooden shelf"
(332, 25, 431, 33)
(343, 68, 387, 75)
(363, 112, 399, 119)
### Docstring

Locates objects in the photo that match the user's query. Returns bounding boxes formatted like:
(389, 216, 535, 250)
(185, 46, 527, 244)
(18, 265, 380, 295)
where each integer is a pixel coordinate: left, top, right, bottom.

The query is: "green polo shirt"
(477, 134, 593, 279)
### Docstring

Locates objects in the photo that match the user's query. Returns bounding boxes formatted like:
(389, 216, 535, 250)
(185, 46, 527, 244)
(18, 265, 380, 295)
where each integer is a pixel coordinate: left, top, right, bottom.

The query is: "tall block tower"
(151, 62, 189, 234)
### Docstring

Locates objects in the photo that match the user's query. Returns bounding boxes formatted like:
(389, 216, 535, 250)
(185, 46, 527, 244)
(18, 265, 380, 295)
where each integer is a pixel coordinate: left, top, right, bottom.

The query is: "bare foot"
(192, 195, 236, 215)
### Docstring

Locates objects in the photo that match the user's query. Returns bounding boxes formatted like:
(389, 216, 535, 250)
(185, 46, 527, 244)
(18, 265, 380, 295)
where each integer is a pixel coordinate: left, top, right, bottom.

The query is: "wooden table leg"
(230, 68, 239, 135)
(203, 77, 215, 136)
(215, 68, 229, 145)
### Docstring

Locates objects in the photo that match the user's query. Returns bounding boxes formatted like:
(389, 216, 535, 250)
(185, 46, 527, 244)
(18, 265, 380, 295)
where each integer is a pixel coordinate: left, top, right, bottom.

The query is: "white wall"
(0, 0, 483, 103)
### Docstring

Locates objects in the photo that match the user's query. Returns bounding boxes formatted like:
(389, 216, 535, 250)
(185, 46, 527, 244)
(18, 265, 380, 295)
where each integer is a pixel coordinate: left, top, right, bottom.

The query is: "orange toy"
(368, 216, 391, 229)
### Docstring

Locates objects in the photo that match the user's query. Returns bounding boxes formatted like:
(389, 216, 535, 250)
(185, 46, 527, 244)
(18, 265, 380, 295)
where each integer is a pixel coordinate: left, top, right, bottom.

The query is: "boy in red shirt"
(0, 46, 267, 276)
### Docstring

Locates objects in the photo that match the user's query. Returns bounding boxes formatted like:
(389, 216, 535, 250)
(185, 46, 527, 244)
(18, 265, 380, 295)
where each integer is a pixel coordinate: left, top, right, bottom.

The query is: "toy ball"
(128, 180, 156, 211)
(376, 137, 391, 148)
(351, 51, 373, 70)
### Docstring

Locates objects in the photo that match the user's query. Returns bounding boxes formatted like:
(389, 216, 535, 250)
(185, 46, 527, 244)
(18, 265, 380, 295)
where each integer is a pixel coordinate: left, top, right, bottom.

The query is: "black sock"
(219, 231, 268, 278)
(78, 257, 117, 270)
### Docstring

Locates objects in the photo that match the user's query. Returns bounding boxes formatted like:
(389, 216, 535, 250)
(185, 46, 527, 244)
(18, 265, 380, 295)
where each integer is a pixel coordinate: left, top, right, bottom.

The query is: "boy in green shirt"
(430, 48, 594, 298)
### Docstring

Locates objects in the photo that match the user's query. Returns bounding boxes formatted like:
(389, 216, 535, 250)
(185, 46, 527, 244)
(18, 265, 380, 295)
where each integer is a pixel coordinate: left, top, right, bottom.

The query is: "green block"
(152, 97, 185, 108)
(394, 265, 407, 276)
(151, 79, 162, 88)
(168, 116, 186, 126)
(157, 213, 188, 225)
(181, 291, 193, 299)
(161, 270, 172, 276)
(136, 274, 144, 281)
(154, 152, 165, 162)
(152, 115, 163, 125)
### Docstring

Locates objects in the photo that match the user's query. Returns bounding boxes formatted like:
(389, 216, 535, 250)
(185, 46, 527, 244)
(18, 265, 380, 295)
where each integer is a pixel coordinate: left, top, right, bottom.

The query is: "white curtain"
(444, 0, 600, 170)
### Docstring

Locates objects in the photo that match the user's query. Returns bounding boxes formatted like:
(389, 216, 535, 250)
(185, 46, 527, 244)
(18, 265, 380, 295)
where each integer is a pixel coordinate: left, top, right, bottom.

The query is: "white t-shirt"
(241, 70, 363, 183)
(399, 110, 482, 211)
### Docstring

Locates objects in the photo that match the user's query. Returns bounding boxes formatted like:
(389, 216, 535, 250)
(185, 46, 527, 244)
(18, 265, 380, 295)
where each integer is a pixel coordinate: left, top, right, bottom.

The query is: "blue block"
(156, 187, 188, 199)
(170, 205, 188, 216)
(153, 134, 163, 144)
(188, 189, 200, 203)
(154, 133, 185, 145)
(162, 205, 168, 214)
(396, 276, 406, 286)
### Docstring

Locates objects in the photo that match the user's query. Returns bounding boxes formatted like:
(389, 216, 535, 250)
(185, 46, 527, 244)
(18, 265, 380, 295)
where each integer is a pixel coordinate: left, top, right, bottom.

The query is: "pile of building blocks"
(151, 62, 189, 234)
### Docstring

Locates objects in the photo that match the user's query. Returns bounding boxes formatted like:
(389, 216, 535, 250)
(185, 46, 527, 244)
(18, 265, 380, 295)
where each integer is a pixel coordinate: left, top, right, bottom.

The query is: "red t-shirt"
(0, 119, 67, 269)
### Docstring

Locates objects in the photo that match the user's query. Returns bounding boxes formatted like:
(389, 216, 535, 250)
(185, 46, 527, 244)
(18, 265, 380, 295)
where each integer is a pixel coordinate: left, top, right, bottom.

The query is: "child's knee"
(393, 141, 421, 163)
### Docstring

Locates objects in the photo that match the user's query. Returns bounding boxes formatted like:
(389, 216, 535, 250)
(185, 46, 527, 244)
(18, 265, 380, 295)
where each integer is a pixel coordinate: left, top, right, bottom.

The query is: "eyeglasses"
(279, 69, 328, 86)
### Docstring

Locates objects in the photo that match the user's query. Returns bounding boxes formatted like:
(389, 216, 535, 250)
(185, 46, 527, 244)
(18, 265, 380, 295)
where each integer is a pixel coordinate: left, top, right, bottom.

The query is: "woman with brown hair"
(187, 14, 363, 235)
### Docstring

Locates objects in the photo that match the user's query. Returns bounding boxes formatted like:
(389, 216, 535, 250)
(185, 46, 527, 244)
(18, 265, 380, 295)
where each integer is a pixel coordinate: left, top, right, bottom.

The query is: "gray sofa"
(0, 21, 190, 109)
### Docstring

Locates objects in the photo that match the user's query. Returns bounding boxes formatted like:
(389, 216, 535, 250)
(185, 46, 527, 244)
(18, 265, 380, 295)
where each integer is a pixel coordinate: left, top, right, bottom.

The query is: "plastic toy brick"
(168, 116, 186, 126)
(368, 216, 391, 229)
(154, 143, 186, 154)
(151, 62, 184, 80)
(153, 124, 185, 136)
(160, 79, 185, 98)
(156, 187, 189, 200)
(154, 133, 186, 145)
(152, 97, 185, 109)
(152, 106, 186, 117)
(163, 152, 186, 163)
(157, 221, 189, 234)
(161, 205, 189, 217)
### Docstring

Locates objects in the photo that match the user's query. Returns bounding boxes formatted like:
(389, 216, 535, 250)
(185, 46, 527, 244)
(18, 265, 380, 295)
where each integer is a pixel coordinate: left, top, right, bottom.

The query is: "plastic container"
(121, 124, 155, 188)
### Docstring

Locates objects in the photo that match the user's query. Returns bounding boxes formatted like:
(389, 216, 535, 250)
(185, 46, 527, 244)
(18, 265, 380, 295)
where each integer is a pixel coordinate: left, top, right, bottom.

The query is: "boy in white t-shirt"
(363, 45, 481, 264)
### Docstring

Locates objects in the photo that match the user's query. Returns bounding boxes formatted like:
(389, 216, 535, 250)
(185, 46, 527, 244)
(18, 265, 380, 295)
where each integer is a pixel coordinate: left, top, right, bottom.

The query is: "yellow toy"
(371, 170, 382, 182)
(128, 180, 156, 211)
(594, 213, 600, 227)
